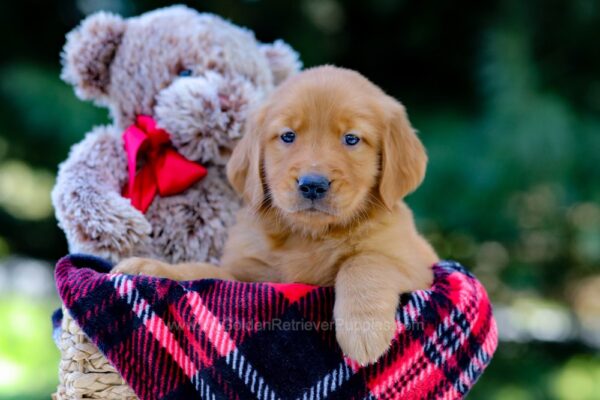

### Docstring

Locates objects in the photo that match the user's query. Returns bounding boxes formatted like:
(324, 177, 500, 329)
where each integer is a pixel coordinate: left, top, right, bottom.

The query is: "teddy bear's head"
(61, 5, 300, 165)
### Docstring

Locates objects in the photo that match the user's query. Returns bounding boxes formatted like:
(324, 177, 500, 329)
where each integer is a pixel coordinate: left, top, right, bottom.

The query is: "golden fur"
(114, 66, 438, 364)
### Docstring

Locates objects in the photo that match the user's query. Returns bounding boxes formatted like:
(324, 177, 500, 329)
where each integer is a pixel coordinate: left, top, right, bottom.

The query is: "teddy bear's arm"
(52, 125, 151, 261)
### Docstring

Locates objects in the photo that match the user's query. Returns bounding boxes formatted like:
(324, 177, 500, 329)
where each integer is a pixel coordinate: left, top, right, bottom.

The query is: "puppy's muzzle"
(297, 174, 330, 200)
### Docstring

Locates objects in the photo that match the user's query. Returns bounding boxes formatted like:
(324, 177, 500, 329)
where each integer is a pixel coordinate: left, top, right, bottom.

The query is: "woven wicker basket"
(53, 306, 137, 399)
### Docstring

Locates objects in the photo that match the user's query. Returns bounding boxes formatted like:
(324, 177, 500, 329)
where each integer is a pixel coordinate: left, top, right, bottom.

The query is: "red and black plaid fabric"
(54, 254, 497, 400)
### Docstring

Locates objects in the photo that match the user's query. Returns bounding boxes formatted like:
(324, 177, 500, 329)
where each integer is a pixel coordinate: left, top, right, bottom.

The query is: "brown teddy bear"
(52, 5, 301, 264)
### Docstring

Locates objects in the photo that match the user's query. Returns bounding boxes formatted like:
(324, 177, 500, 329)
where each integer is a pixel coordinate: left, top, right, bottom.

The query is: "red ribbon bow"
(122, 115, 207, 213)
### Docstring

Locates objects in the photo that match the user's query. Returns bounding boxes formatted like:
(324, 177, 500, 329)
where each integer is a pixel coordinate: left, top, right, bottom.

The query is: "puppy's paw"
(334, 304, 397, 365)
(112, 257, 171, 278)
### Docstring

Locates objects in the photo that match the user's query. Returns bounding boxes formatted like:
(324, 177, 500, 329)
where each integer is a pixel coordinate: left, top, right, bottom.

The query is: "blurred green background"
(0, 0, 599, 399)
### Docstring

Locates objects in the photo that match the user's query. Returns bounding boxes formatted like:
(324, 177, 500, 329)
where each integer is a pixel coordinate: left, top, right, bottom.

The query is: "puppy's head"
(227, 66, 427, 233)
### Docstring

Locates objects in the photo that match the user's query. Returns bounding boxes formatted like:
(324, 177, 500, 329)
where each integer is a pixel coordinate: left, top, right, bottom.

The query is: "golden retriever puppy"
(114, 66, 438, 364)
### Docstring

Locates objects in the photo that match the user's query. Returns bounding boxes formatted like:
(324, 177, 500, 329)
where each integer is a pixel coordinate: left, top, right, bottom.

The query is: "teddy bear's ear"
(61, 12, 126, 101)
(260, 40, 302, 86)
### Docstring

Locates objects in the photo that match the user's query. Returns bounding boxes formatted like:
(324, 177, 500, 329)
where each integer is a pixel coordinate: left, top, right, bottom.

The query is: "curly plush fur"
(52, 5, 301, 263)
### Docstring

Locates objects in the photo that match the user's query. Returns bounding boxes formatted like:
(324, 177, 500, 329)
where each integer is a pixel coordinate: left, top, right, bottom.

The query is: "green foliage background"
(0, 0, 599, 398)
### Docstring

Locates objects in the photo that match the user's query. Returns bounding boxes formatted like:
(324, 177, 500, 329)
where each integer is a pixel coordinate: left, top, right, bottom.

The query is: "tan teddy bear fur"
(52, 5, 301, 264)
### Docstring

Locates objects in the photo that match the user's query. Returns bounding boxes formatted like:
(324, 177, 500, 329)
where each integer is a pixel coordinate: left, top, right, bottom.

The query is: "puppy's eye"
(280, 131, 296, 144)
(343, 133, 360, 146)
(178, 68, 193, 77)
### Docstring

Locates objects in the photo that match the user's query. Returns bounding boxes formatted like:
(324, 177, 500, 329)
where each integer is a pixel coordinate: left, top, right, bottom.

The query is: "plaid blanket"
(53, 254, 497, 400)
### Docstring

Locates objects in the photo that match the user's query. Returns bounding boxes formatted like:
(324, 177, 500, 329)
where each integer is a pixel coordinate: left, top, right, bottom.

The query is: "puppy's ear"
(61, 12, 126, 101)
(227, 105, 266, 207)
(378, 98, 427, 210)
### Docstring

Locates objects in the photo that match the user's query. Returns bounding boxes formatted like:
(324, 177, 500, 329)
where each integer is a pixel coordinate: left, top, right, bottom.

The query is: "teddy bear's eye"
(178, 68, 193, 77)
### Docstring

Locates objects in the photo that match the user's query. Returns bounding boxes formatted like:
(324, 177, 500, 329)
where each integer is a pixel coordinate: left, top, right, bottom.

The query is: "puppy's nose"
(297, 174, 330, 200)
